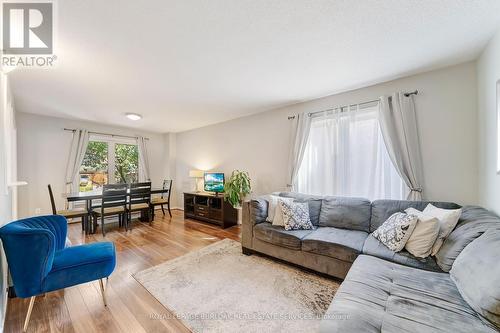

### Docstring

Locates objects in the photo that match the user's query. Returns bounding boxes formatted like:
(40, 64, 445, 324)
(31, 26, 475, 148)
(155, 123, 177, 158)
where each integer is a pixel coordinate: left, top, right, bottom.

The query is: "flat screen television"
(204, 172, 225, 193)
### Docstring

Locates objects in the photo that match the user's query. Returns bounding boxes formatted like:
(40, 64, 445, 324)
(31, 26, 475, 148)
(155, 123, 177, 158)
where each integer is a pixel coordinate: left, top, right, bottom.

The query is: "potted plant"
(224, 170, 251, 224)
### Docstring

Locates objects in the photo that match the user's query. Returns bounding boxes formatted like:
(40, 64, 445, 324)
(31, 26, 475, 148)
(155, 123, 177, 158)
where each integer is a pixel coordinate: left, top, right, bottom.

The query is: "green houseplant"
(224, 170, 251, 208)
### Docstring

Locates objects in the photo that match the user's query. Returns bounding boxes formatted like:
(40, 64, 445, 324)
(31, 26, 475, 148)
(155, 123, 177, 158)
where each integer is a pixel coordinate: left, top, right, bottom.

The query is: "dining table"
(63, 187, 170, 232)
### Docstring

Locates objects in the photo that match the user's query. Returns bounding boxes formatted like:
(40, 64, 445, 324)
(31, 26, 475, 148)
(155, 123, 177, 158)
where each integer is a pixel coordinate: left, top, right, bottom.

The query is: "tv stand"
(183, 192, 238, 228)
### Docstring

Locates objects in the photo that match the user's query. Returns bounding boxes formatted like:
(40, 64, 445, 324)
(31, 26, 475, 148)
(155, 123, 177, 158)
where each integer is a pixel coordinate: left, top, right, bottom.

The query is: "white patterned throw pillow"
(279, 200, 313, 231)
(372, 212, 418, 252)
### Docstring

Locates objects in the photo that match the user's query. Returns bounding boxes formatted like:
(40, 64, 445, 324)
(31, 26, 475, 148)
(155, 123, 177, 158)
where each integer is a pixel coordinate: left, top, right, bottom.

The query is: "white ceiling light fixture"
(125, 113, 142, 121)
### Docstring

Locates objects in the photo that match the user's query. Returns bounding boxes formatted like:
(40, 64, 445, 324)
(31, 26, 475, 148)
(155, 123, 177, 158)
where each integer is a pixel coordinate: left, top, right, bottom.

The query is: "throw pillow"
(372, 212, 418, 252)
(422, 204, 462, 255)
(279, 200, 313, 231)
(265, 195, 279, 222)
(271, 197, 295, 226)
(404, 207, 440, 258)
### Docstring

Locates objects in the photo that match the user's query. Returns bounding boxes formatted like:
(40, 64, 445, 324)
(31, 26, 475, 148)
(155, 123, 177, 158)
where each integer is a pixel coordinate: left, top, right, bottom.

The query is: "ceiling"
(8, 0, 500, 133)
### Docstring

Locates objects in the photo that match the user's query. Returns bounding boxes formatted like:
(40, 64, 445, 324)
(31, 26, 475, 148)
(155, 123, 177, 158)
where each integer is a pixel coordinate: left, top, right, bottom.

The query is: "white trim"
(78, 135, 141, 188)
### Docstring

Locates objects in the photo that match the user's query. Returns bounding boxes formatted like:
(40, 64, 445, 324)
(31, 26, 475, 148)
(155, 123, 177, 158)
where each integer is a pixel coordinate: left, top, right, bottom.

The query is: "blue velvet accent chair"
(0, 215, 116, 332)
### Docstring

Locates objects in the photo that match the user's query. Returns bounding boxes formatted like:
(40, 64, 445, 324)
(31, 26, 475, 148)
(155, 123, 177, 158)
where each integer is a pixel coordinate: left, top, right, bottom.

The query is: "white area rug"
(134, 239, 339, 333)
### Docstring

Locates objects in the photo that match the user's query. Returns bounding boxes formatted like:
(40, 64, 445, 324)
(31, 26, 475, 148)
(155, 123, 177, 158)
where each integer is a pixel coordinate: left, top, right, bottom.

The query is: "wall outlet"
(35, 208, 42, 215)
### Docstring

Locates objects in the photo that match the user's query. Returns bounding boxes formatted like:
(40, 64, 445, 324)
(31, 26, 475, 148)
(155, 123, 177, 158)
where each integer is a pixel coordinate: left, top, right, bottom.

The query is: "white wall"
(16, 112, 169, 218)
(0, 73, 16, 332)
(175, 62, 478, 206)
(477, 28, 500, 214)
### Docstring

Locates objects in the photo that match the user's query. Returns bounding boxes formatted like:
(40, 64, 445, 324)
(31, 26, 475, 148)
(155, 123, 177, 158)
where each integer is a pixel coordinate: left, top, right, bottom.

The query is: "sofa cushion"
(450, 229, 500, 329)
(362, 234, 442, 271)
(318, 197, 371, 232)
(435, 205, 500, 272)
(253, 222, 314, 250)
(44, 242, 116, 293)
(301, 227, 368, 262)
(319, 255, 497, 333)
(370, 199, 461, 232)
(278, 192, 323, 226)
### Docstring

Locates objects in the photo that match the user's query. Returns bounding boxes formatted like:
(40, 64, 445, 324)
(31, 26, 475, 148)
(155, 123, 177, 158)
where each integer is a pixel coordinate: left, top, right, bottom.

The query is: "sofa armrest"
(241, 198, 268, 249)
(249, 198, 268, 225)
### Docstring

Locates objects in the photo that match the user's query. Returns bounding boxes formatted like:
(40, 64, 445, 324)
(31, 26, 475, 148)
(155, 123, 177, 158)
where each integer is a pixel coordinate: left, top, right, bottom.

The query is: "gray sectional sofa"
(241, 192, 500, 332)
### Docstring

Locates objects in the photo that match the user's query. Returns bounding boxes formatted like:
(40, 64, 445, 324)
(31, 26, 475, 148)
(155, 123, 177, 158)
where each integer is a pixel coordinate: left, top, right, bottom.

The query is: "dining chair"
(0, 215, 116, 332)
(92, 184, 128, 236)
(151, 179, 173, 218)
(128, 182, 152, 229)
(48, 184, 88, 232)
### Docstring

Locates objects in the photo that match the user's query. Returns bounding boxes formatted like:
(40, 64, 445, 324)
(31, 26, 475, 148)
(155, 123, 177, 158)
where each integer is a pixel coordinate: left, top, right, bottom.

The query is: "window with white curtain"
(296, 102, 407, 200)
(79, 135, 139, 192)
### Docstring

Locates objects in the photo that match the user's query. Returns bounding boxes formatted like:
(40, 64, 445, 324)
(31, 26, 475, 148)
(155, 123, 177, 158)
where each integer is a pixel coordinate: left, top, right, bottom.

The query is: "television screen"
(204, 172, 225, 193)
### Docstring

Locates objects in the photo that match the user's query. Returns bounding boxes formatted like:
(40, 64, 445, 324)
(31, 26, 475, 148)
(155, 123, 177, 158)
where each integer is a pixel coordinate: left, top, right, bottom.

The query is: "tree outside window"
(114, 143, 138, 183)
(79, 140, 139, 192)
(80, 141, 108, 192)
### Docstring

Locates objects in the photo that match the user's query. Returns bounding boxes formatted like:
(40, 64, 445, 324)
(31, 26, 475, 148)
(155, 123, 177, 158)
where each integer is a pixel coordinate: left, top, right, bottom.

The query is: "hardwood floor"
(4, 210, 241, 333)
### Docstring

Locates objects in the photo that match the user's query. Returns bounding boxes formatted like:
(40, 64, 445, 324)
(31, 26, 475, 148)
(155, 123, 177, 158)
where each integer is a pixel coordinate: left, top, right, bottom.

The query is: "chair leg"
(84, 216, 89, 234)
(151, 205, 155, 220)
(167, 203, 172, 218)
(161, 204, 165, 216)
(101, 215, 106, 237)
(99, 279, 107, 307)
(127, 211, 132, 231)
(81, 216, 85, 231)
(23, 296, 36, 332)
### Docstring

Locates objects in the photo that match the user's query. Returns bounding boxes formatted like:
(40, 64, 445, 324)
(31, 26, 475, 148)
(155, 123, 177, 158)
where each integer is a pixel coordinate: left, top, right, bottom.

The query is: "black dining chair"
(128, 182, 152, 229)
(48, 184, 88, 231)
(151, 180, 173, 218)
(91, 184, 128, 236)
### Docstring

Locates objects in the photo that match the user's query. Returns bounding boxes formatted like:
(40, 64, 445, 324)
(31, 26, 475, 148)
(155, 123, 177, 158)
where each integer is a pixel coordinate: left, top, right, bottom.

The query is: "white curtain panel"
(379, 93, 424, 200)
(288, 112, 312, 191)
(296, 104, 406, 200)
(138, 136, 151, 182)
(64, 128, 89, 194)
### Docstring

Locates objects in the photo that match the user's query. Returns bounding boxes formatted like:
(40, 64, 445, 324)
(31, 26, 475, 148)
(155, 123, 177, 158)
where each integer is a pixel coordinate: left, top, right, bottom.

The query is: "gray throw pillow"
(450, 229, 500, 329)
(279, 201, 313, 231)
(372, 212, 418, 252)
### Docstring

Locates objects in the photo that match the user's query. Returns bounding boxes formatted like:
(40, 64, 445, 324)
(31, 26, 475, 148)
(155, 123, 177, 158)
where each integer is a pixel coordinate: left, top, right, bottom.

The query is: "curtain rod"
(287, 90, 419, 120)
(63, 128, 149, 140)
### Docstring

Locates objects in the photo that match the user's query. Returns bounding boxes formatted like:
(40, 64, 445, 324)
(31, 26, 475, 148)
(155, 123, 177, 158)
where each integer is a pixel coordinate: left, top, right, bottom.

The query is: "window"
(296, 103, 406, 200)
(79, 136, 139, 192)
(79, 141, 108, 192)
(114, 143, 139, 183)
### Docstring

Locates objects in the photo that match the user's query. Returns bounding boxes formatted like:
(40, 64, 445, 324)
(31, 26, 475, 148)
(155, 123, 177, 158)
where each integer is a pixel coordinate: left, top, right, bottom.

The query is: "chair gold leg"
(99, 279, 107, 306)
(23, 296, 36, 332)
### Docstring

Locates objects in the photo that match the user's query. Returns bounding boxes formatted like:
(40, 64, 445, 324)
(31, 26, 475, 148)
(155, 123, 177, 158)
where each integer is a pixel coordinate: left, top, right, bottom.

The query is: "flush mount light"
(125, 113, 142, 121)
